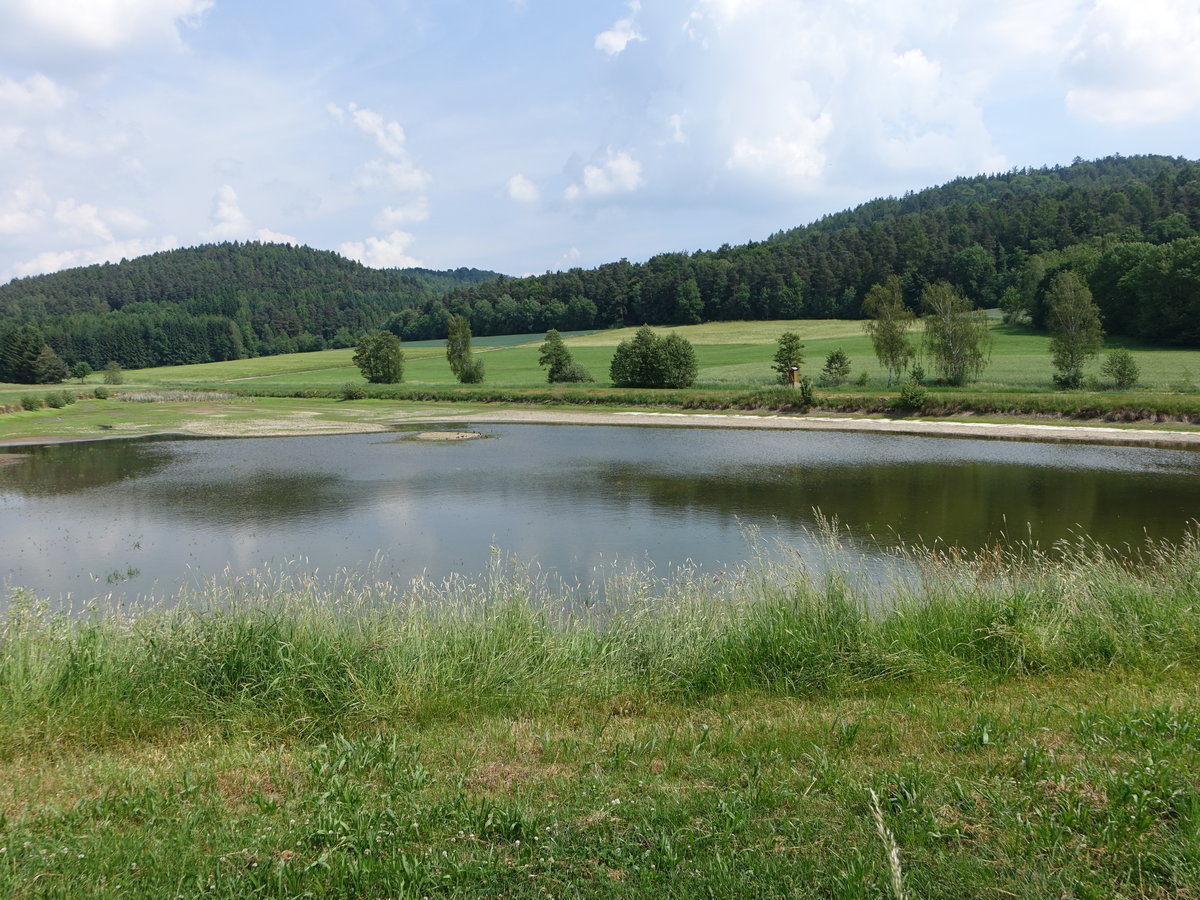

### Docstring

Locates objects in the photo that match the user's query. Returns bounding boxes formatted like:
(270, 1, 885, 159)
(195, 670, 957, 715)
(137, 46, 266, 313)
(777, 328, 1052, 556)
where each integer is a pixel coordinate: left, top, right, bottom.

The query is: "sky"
(1, 0, 1198, 284)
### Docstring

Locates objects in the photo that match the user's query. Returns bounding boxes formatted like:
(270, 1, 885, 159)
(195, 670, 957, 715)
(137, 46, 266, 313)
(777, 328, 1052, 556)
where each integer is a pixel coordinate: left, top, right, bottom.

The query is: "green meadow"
(2, 537, 1200, 897)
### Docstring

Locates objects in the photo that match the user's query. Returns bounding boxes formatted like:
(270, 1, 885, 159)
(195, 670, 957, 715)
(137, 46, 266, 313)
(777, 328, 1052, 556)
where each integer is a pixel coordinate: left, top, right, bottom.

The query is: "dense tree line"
(387, 155, 1199, 346)
(0, 242, 496, 376)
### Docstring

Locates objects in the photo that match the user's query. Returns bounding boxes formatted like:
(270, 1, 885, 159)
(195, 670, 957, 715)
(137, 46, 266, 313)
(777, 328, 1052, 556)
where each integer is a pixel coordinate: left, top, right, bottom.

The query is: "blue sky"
(1, 0, 1198, 283)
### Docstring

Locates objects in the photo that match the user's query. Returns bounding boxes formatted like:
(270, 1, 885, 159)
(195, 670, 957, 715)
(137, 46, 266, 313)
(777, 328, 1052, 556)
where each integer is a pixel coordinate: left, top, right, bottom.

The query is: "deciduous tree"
(1046, 270, 1103, 388)
(352, 330, 405, 384)
(863, 276, 914, 386)
(922, 282, 991, 386)
(771, 332, 804, 384)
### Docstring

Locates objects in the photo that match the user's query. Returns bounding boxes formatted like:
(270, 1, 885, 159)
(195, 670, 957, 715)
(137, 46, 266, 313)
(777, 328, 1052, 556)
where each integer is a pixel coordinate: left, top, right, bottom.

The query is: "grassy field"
(7, 319, 1200, 395)
(6, 318, 1200, 442)
(2, 537, 1199, 897)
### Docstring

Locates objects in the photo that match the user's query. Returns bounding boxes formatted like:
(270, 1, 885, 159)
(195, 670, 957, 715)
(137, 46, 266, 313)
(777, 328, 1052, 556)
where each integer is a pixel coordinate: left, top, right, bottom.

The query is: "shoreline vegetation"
(2, 533, 1200, 896)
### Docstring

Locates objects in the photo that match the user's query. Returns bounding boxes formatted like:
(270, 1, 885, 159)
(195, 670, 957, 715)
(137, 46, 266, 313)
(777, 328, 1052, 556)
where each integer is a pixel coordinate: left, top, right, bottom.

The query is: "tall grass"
(3, 531, 1199, 751)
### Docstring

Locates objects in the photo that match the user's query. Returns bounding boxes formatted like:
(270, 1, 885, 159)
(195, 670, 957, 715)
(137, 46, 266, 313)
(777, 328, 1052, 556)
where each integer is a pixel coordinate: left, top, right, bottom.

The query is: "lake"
(3, 423, 1199, 607)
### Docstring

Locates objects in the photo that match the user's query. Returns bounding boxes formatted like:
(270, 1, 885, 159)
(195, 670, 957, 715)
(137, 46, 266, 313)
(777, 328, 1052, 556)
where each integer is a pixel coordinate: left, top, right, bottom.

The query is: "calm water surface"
(2, 424, 1199, 605)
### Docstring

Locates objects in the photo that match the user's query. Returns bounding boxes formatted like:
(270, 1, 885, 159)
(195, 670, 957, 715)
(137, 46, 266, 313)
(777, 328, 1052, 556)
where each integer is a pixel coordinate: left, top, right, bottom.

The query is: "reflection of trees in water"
(589, 462, 1199, 552)
(134, 472, 360, 527)
(0, 439, 174, 496)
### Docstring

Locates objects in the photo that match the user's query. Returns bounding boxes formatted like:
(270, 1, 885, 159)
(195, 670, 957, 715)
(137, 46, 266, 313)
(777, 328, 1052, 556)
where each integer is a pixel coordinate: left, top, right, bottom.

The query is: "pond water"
(2, 423, 1200, 606)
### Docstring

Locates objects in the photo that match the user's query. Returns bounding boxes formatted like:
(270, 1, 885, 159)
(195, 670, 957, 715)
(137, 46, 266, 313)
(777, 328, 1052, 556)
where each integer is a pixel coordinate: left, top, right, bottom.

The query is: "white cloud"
(54, 200, 114, 242)
(1063, 0, 1200, 125)
(11, 235, 180, 280)
(506, 173, 541, 204)
(666, 113, 688, 144)
(0, 0, 212, 63)
(200, 184, 297, 244)
(596, 2, 646, 56)
(0, 74, 72, 113)
(331, 102, 432, 194)
(376, 198, 430, 228)
(338, 231, 422, 269)
(202, 184, 253, 241)
(565, 150, 644, 200)
(0, 184, 48, 235)
(355, 160, 432, 192)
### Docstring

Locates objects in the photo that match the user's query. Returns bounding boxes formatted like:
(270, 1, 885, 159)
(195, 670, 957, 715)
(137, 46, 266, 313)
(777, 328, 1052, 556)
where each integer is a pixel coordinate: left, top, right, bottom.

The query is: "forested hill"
(0, 242, 496, 370)
(4, 155, 1200, 381)
(391, 154, 1199, 346)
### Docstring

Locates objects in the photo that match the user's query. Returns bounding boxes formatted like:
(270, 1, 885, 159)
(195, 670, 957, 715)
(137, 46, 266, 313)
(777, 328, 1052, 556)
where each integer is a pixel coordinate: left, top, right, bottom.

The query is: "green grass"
(2, 534, 1200, 897)
(87, 319, 1200, 394)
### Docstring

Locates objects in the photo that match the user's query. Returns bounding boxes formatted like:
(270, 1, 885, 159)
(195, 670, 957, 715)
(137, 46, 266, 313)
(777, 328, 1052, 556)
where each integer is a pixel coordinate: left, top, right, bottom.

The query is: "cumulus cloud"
(0, 184, 48, 235)
(564, 150, 644, 200)
(376, 198, 430, 228)
(331, 102, 431, 192)
(201, 185, 298, 244)
(0, 0, 212, 65)
(54, 200, 113, 242)
(659, 0, 1010, 197)
(0, 74, 72, 113)
(11, 235, 180, 280)
(596, 2, 646, 55)
(338, 231, 421, 269)
(1063, 0, 1200, 125)
(506, 173, 541, 204)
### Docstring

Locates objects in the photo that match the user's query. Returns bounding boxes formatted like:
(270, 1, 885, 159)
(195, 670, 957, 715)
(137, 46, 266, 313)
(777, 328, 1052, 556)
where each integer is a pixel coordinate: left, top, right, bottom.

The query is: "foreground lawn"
(3, 538, 1200, 897)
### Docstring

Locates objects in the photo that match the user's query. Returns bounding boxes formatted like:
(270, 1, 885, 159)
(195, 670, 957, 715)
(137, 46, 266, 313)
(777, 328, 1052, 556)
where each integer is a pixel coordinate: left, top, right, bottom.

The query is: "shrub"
(554, 361, 594, 383)
(894, 374, 928, 411)
(44, 392, 66, 409)
(797, 375, 815, 407)
(610, 326, 698, 388)
(1102, 349, 1140, 390)
(855, 371, 870, 386)
(92, 386, 109, 400)
(20, 394, 41, 411)
(339, 382, 368, 400)
(62, 390, 76, 405)
(818, 348, 851, 386)
(103, 361, 124, 385)
(457, 356, 486, 384)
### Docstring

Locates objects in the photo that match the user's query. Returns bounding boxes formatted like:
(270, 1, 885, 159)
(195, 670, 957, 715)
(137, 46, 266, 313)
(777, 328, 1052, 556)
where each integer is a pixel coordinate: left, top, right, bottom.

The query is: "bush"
(62, 391, 76, 405)
(20, 394, 41, 411)
(339, 382, 368, 400)
(1102, 349, 1140, 390)
(44, 392, 66, 409)
(553, 361, 594, 383)
(103, 361, 124, 385)
(92, 386, 109, 400)
(894, 377, 928, 411)
(818, 348, 851, 386)
(457, 356, 486, 384)
(610, 326, 698, 388)
(855, 371, 870, 386)
(797, 375, 815, 407)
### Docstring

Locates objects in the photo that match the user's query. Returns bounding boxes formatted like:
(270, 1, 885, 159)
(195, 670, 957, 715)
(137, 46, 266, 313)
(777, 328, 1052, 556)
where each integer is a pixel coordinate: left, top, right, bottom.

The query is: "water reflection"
(2, 424, 1198, 605)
